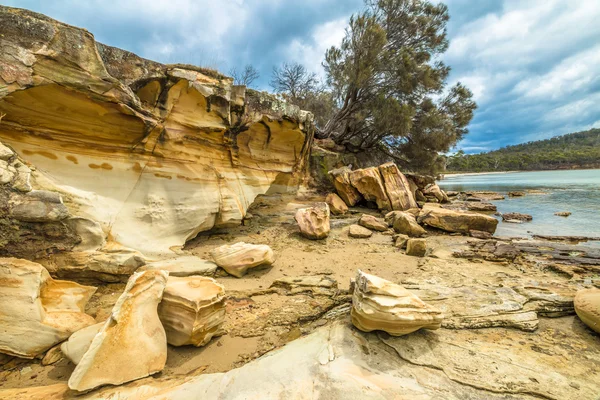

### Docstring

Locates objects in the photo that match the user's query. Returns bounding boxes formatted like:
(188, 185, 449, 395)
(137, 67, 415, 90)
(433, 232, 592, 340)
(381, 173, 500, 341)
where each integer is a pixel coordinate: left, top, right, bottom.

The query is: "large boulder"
(418, 205, 498, 234)
(422, 184, 449, 203)
(325, 192, 348, 215)
(349, 167, 391, 210)
(68, 270, 169, 392)
(386, 211, 427, 237)
(210, 242, 274, 278)
(61, 323, 104, 365)
(574, 288, 600, 333)
(378, 162, 418, 211)
(294, 203, 330, 240)
(328, 166, 362, 206)
(358, 214, 388, 232)
(158, 276, 226, 347)
(351, 270, 443, 336)
(0, 258, 96, 358)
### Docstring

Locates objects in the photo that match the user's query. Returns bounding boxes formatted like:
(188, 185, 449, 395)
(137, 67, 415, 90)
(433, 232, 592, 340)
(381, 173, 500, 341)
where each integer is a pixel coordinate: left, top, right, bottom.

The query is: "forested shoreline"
(446, 129, 600, 172)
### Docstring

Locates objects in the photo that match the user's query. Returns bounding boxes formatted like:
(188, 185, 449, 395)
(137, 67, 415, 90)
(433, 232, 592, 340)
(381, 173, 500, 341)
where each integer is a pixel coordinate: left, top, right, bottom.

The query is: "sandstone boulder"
(502, 212, 532, 222)
(349, 224, 373, 238)
(294, 203, 330, 240)
(358, 214, 388, 232)
(387, 211, 427, 237)
(378, 162, 418, 210)
(325, 193, 348, 215)
(418, 206, 498, 234)
(61, 323, 104, 365)
(349, 167, 391, 210)
(328, 167, 362, 206)
(68, 270, 169, 391)
(210, 242, 274, 278)
(158, 276, 226, 347)
(574, 288, 600, 333)
(138, 256, 218, 277)
(406, 238, 427, 257)
(351, 270, 443, 336)
(0, 258, 96, 358)
(423, 184, 449, 203)
(394, 234, 409, 249)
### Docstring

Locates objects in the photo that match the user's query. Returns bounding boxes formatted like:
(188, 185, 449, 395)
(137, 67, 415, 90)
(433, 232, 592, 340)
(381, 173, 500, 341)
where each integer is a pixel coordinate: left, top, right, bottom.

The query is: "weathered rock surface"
(0, 258, 96, 358)
(466, 191, 505, 201)
(349, 167, 391, 210)
(61, 323, 104, 365)
(328, 166, 362, 206)
(406, 238, 427, 257)
(0, 6, 314, 256)
(210, 242, 274, 278)
(554, 211, 571, 217)
(68, 270, 168, 391)
(574, 288, 600, 333)
(325, 193, 348, 215)
(418, 205, 498, 234)
(387, 211, 427, 237)
(508, 191, 525, 197)
(270, 275, 338, 296)
(444, 201, 497, 212)
(8, 190, 70, 222)
(394, 234, 409, 248)
(294, 203, 330, 240)
(351, 270, 443, 336)
(470, 230, 493, 239)
(348, 224, 373, 238)
(502, 212, 532, 221)
(358, 214, 388, 232)
(378, 162, 418, 210)
(138, 256, 217, 277)
(158, 276, 226, 347)
(422, 184, 449, 203)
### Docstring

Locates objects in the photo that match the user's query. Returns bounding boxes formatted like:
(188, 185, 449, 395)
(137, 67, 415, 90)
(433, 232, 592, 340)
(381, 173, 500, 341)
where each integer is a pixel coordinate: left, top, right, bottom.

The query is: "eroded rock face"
(574, 288, 600, 333)
(328, 166, 362, 207)
(351, 270, 443, 336)
(210, 242, 274, 277)
(68, 270, 168, 391)
(0, 6, 313, 257)
(325, 193, 348, 215)
(158, 276, 226, 347)
(0, 258, 96, 358)
(418, 205, 498, 234)
(378, 163, 418, 211)
(349, 167, 391, 210)
(295, 203, 330, 240)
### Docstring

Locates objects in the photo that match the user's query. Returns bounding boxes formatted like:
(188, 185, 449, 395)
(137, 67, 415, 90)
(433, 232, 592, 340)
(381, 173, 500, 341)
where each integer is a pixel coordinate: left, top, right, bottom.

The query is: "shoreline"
(439, 171, 520, 178)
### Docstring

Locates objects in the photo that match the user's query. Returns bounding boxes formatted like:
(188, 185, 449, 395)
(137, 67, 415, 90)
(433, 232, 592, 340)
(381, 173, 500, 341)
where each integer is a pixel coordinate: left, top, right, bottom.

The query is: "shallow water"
(437, 170, 600, 245)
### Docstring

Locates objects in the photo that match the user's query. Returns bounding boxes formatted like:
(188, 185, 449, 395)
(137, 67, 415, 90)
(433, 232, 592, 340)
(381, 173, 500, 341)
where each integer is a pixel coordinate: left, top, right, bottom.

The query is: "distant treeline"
(446, 129, 600, 172)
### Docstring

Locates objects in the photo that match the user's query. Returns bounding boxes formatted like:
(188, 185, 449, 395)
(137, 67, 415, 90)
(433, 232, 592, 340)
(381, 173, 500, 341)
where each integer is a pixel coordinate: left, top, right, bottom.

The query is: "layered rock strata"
(351, 270, 443, 336)
(158, 276, 226, 347)
(0, 258, 96, 358)
(0, 6, 314, 257)
(68, 270, 169, 391)
(210, 242, 274, 277)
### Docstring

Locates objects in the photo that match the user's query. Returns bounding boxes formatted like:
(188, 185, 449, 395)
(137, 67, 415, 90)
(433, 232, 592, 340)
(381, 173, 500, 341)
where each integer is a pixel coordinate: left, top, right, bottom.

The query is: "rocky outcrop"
(387, 211, 427, 237)
(0, 6, 313, 257)
(210, 242, 274, 278)
(0, 258, 96, 358)
(349, 167, 391, 210)
(349, 224, 373, 238)
(574, 288, 600, 333)
(418, 205, 498, 234)
(358, 214, 388, 232)
(328, 167, 362, 206)
(295, 203, 330, 240)
(351, 270, 443, 336)
(325, 193, 348, 215)
(68, 270, 168, 391)
(378, 162, 418, 210)
(158, 276, 226, 347)
(406, 238, 427, 257)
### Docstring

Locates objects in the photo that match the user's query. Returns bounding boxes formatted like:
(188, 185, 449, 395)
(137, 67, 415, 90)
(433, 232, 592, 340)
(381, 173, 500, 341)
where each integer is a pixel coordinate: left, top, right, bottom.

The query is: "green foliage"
(447, 129, 600, 172)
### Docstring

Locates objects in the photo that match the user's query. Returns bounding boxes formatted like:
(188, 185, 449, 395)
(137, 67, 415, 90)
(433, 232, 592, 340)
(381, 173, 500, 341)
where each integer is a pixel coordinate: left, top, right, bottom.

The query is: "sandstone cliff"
(0, 6, 314, 256)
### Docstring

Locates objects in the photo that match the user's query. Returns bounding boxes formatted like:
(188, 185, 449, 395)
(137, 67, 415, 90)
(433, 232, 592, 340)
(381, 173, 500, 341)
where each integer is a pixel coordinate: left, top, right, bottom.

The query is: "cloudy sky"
(4, 0, 600, 153)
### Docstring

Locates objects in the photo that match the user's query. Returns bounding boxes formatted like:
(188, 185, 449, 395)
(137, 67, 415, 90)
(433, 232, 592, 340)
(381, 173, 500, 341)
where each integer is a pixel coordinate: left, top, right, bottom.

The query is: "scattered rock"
(351, 270, 443, 336)
(358, 214, 388, 232)
(502, 212, 532, 222)
(158, 276, 226, 347)
(394, 234, 409, 249)
(210, 242, 274, 278)
(294, 203, 330, 240)
(378, 162, 418, 210)
(349, 224, 373, 238)
(418, 206, 498, 234)
(0, 258, 96, 358)
(406, 239, 427, 257)
(61, 323, 104, 365)
(68, 270, 169, 392)
(348, 167, 391, 210)
(325, 193, 348, 215)
(139, 256, 218, 277)
(389, 211, 427, 237)
(554, 211, 572, 217)
(574, 288, 600, 333)
(508, 191, 525, 197)
(328, 166, 362, 206)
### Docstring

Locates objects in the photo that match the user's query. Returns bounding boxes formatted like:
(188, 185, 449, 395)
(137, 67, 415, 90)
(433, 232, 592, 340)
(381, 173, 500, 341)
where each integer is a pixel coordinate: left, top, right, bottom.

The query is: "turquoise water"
(437, 170, 600, 243)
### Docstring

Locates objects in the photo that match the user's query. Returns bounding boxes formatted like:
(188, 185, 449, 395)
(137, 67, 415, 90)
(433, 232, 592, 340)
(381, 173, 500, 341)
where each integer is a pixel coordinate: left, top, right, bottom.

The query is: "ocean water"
(437, 170, 600, 244)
